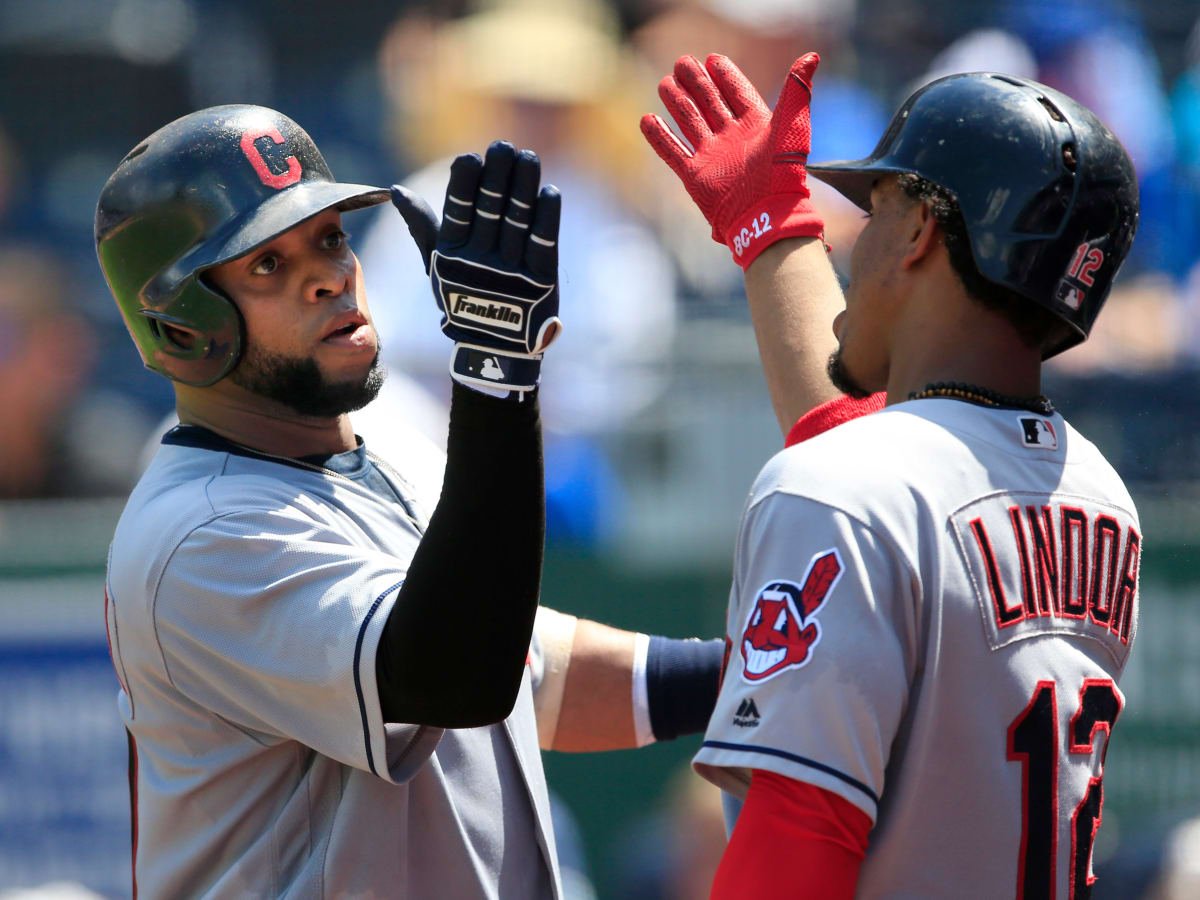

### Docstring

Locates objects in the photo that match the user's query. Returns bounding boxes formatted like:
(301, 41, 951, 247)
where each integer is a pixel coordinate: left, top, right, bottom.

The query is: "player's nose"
(305, 253, 354, 304)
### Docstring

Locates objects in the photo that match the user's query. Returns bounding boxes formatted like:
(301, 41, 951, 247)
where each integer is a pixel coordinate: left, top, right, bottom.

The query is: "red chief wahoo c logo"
(741, 549, 844, 683)
(240, 127, 302, 189)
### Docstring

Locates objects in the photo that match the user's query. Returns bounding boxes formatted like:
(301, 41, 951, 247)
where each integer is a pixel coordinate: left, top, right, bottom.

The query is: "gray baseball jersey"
(695, 399, 1139, 898)
(105, 427, 561, 898)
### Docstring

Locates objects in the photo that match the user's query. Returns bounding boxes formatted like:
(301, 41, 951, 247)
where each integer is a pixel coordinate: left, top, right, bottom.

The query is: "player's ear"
(901, 201, 940, 271)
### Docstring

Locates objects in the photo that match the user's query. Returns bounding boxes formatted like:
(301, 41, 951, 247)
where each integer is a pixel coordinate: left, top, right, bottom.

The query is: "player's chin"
(826, 347, 875, 399)
(314, 356, 387, 416)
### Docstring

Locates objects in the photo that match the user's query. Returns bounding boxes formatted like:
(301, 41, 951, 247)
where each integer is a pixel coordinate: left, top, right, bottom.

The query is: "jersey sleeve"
(694, 489, 917, 822)
(152, 505, 442, 784)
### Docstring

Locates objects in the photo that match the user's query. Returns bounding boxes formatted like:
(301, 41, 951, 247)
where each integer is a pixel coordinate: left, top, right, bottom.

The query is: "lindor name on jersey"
(952, 491, 1138, 665)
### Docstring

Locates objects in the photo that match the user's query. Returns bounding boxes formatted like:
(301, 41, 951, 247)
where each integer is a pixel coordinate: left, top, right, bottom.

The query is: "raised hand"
(391, 140, 562, 394)
(641, 53, 825, 269)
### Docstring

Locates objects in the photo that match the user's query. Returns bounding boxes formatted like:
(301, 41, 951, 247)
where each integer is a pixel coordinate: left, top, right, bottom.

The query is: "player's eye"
(323, 229, 349, 250)
(251, 254, 279, 275)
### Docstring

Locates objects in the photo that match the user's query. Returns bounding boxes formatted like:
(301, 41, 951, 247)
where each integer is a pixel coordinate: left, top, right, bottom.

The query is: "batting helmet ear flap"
(140, 280, 245, 386)
(98, 213, 246, 386)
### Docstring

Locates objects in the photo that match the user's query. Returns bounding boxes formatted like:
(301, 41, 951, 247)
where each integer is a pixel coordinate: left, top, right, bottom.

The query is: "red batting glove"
(641, 53, 825, 270)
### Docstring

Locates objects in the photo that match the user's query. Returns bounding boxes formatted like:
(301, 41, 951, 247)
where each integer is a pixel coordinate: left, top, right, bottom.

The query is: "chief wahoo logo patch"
(741, 549, 844, 683)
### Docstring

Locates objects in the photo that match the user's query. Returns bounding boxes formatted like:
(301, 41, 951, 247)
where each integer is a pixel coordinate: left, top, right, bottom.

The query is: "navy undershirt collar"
(298, 443, 370, 478)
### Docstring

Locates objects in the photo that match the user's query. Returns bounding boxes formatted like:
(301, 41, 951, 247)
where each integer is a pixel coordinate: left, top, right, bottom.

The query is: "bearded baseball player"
(96, 104, 757, 897)
(643, 53, 1140, 897)
(96, 105, 572, 897)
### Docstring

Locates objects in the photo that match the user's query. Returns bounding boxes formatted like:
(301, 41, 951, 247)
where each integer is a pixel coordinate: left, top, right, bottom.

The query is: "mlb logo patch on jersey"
(1018, 416, 1057, 450)
(740, 549, 843, 683)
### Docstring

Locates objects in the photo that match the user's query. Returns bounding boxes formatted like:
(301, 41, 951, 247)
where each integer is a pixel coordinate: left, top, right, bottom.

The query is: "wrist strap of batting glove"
(722, 194, 825, 269)
(451, 342, 543, 395)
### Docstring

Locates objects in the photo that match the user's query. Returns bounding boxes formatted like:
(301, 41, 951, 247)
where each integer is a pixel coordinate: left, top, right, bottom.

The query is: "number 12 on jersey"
(1008, 678, 1122, 900)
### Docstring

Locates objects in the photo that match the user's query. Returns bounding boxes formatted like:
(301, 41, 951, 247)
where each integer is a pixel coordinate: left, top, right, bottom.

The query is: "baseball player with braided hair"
(643, 52, 1141, 897)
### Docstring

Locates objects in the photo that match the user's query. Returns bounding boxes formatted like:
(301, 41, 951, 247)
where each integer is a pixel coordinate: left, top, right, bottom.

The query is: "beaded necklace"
(907, 381, 1055, 415)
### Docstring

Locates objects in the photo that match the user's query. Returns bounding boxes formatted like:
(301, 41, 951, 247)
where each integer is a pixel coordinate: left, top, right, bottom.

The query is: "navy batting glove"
(390, 141, 563, 394)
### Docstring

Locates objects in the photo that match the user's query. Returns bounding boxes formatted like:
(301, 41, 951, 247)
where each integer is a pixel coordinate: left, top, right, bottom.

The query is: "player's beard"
(230, 343, 386, 418)
(826, 348, 873, 399)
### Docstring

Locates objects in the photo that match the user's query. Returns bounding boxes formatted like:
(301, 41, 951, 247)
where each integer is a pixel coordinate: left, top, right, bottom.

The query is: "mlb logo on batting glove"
(450, 344, 546, 394)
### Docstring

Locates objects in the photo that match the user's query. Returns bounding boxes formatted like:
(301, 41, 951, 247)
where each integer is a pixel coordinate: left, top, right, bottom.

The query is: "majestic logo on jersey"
(1019, 417, 1058, 450)
(732, 698, 761, 727)
(740, 549, 844, 683)
(451, 293, 524, 331)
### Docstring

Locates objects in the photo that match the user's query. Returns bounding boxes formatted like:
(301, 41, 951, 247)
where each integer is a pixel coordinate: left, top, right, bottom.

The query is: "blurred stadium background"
(2, 0, 1199, 896)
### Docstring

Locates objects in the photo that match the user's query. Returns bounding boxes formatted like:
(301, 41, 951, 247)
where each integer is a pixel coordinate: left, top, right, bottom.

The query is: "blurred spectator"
(0, 123, 19, 232)
(1170, 18, 1200, 365)
(0, 244, 150, 498)
(0, 244, 93, 498)
(365, 0, 675, 433)
(631, 0, 884, 293)
(1172, 18, 1200, 186)
(361, 0, 678, 543)
(1003, 0, 1184, 279)
(913, 26, 1037, 88)
(1005, 0, 1174, 175)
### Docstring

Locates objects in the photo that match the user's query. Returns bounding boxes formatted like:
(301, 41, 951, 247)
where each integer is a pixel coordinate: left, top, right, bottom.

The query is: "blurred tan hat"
(440, 0, 624, 104)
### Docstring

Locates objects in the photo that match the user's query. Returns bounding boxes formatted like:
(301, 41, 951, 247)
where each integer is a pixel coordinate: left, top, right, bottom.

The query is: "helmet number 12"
(1007, 678, 1122, 900)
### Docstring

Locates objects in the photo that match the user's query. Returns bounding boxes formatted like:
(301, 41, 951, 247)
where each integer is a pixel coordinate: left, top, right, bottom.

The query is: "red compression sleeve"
(785, 393, 886, 448)
(711, 770, 871, 900)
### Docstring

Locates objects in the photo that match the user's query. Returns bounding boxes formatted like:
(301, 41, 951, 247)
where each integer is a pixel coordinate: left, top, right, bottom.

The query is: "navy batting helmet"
(809, 73, 1139, 357)
(95, 105, 389, 386)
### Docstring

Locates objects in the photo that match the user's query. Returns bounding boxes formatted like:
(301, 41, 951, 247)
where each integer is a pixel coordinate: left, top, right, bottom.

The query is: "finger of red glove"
(673, 54, 735, 133)
(704, 54, 769, 120)
(775, 52, 819, 129)
(640, 113, 696, 180)
(657, 75, 712, 151)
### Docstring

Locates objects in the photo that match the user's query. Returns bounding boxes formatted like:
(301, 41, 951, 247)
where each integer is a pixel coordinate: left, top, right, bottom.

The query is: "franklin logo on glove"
(451, 293, 524, 331)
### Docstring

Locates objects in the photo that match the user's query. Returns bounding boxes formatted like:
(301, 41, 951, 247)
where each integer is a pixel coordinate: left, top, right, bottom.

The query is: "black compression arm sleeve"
(375, 384, 543, 728)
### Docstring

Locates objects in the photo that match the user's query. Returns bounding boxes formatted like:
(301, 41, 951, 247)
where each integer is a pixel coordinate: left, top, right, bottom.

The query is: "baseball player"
(642, 53, 1141, 897)
(96, 104, 748, 897)
(96, 105, 569, 897)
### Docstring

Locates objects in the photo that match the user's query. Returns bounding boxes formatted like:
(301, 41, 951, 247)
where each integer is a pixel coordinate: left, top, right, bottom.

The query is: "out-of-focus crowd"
(0, 0, 1197, 516)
